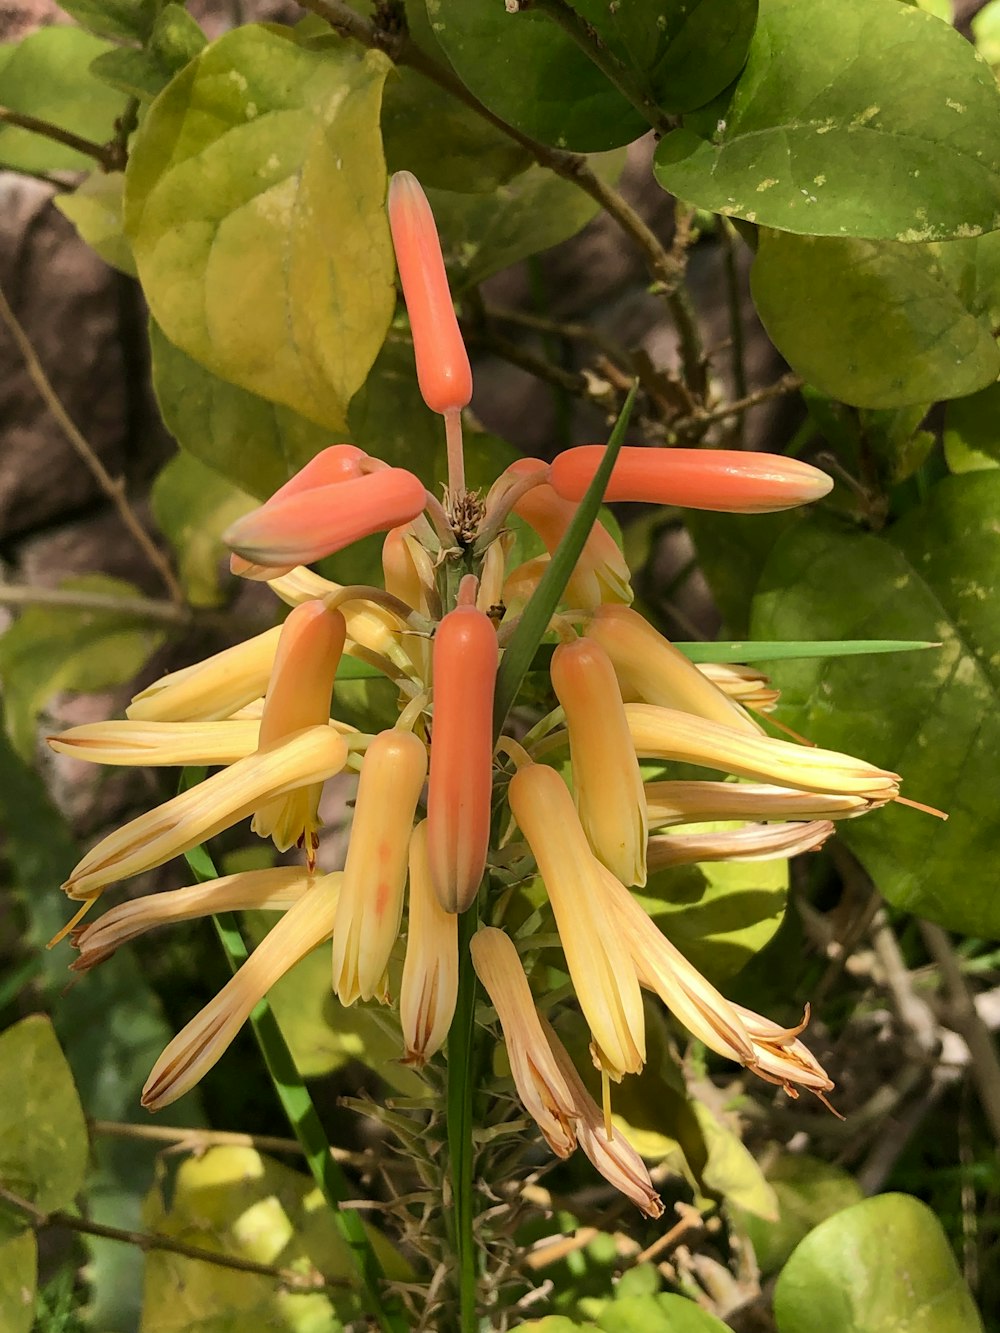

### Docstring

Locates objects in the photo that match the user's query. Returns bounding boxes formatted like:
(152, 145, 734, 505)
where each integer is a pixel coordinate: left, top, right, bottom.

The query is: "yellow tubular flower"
(400, 821, 459, 1066)
(626, 704, 900, 798)
(507, 763, 645, 1080)
(142, 873, 342, 1110)
(62, 726, 349, 900)
(644, 781, 874, 829)
(731, 1004, 836, 1103)
(72, 868, 314, 970)
(550, 637, 647, 888)
(587, 605, 762, 735)
(48, 719, 261, 767)
(539, 1017, 664, 1219)
(126, 626, 282, 722)
(331, 728, 428, 1006)
(470, 928, 578, 1158)
(696, 662, 781, 711)
(476, 532, 513, 614)
(646, 819, 835, 871)
(382, 526, 435, 681)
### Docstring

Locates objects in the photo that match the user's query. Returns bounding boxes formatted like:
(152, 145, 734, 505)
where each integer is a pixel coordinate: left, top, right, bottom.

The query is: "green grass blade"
(674, 638, 940, 663)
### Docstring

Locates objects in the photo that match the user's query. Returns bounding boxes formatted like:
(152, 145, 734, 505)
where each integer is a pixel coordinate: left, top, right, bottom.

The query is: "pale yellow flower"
(646, 819, 834, 871)
(48, 719, 261, 767)
(696, 662, 780, 712)
(126, 626, 282, 722)
(400, 821, 459, 1066)
(643, 781, 874, 829)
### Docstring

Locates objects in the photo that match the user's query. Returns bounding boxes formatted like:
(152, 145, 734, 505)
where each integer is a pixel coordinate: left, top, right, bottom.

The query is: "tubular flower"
(470, 928, 578, 1157)
(587, 605, 762, 735)
(62, 726, 349, 900)
(426, 602, 497, 912)
(400, 821, 459, 1066)
(142, 873, 342, 1111)
(730, 1004, 836, 1103)
(626, 704, 901, 799)
(223, 468, 427, 569)
(696, 662, 781, 711)
(331, 728, 429, 1006)
(550, 636, 647, 888)
(382, 525, 437, 679)
(549, 445, 834, 512)
(126, 626, 282, 722)
(644, 781, 874, 829)
(48, 719, 261, 767)
(646, 819, 835, 872)
(250, 602, 347, 857)
(507, 763, 645, 1080)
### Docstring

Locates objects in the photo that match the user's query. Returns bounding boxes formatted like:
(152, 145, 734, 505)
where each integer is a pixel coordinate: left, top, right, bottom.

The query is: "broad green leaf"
(0, 1016, 88, 1237)
(655, 0, 1000, 241)
(0, 1231, 36, 1333)
(54, 172, 137, 276)
(427, 152, 626, 291)
(141, 1147, 406, 1331)
(750, 474, 1000, 935)
(90, 3, 206, 101)
(684, 510, 797, 636)
(774, 1194, 983, 1333)
(427, 0, 757, 152)
(693, 1103, 778, 1220)
(0, 574, 165, 758)
(125, 26, 395, 431)
(149, 319, 332, 501)
(732, 1154, 863, 1275)
(944, 382, 1000, 473)
(0, 27, 125, 171)
(973, 0, 1000, 67)
(521, 1320, 596, 1332)
(751, 231, 1000, 408)
(596, 1294, 731, 1333)
(57, 0, 158, 43)
(150, 452, 256, 607)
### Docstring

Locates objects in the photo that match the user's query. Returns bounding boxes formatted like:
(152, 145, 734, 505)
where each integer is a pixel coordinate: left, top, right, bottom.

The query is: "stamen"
(602, 1068, 614, 1141)
(894, 793, 948, 820)
(48, 899, 94, 948)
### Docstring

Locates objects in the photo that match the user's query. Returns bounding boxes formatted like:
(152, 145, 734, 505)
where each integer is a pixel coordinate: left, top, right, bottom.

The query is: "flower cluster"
(50, 171, 903, 1215)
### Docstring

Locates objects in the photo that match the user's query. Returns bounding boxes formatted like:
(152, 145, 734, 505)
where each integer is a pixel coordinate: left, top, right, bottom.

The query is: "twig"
(0, 281, 186, 606)
(464, 324, 600, 401)
(88, 1118, 371, 1168)
(718, 220, 748, 443)
(869, 906, 940, 1061)
(0, 106, 116, 170)
(483, 303, 630, 367)
(674, 373, 804, 432)
(0, 584, 193, 626)
(0, 1183, 351, 1293)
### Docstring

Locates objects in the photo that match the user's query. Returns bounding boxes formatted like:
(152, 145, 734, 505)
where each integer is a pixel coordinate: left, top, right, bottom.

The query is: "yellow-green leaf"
(0, 1230, 36, 1333)
(151, 453, 256, 607)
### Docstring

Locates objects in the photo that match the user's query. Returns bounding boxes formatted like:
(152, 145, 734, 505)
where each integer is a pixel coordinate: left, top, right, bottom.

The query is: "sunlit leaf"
(150, 453, 256, 607)
(732, 1153, 863, 1275)
(0, 1231, 36, 1333)
(54, 172, 137, 276)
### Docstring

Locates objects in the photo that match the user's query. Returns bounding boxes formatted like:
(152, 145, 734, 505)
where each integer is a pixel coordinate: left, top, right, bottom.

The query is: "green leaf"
(57, 0, 158, 43)
(750, 474, 1000, 935)
(596, 1294, 731, 1332)
(427, 152, 626, 292)
(0, 574, 165, 758)
(732, 1154, 863, 1275)
(974, 0, 1000, 66)
(0, 1231, 36, 1333)
(91, 3, 206, 102)
(0, 27, 126, 171)
(693, 1103, 778, 1220)
(774, 1194, 984, 1333)
(676, 639, 939, 663)
(944, 381, 1000, 474)
(0, 1016, 88, 1237)
(655, 0, 1000, 241)
(149, 319, 333, 501)
(54, 172, 137, 276)
(150, 452, 256, 607)
(750, 231, 1000, 408)
(125, 26, 396, 431)
(427, 0, 757, 152)
(684, 510, 798, 636)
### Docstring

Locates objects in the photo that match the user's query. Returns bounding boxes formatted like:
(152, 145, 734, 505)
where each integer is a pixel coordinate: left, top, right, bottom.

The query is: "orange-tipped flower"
(331, 728, 428, 1005)
(549, 446, 833, 512)
(388, 170, 472, 416)
(222, 468, 427, 569)
(550, 636, 647, 887)
(426, 604, 497, 912)
(400, 821, 459, 1066)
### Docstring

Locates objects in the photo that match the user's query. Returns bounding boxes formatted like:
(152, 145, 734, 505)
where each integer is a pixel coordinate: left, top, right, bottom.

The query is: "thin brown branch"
(483, 303, 630, 367)
(0, 106, 116, 170)
(0, 1183, 352, 1293)
(675, 373, 804, 433)
(89, 1117, 371, 1168)
(0, 281, 186, 606)
(0, 584, 193, 626)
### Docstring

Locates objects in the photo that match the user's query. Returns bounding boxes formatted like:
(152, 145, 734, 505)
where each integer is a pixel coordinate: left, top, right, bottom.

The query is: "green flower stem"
(447, 904, 481, 1333)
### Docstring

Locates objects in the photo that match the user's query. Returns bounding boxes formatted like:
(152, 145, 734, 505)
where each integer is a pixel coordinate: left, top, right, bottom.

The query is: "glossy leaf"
(751, 231, 1000, 408)
(57, 0, 158, 42)
(596, 1294, 732, 1332)
(751, 474, 1000, 935)
(655, 0, 1000, 241)
(90, 3, 206, 101)
(774, 1194, 983, 1333)
(125, 26, 395, 430)
(733, 1154, 863, 1275)
(0, 1231, 36, 1333)
(54, 172, 137, 276)
(944, 382, 1000, 474)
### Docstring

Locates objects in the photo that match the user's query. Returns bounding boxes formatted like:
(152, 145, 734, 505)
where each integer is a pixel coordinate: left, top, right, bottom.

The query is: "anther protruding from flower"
(587, 605, 762, 735)
(387, 170, 472, 417)
(72, 868, 313, 970)
(507, 763, 645, 1080)
(48, 719, 261, 767)
(549, 446, 834, 512)
(400, 821, 459, 1066)
(251, 601, 346, 857)
(540, 1017, 664, 1218)
(470, 927, 578, 1157)
(222, 468, 427, 569)
(697, 662, 781, 712)
(126, 626, 282, 723)
(477, 532, 513, 616)
(62, 726, 349, 900)
(550, 636, 647, 887)
(331, 728, 428, 1005)
(646, 819, 835, 872)
(142, 873, 342, 1110)
(644, 781, 874, 829)
(426, 598, 496, 912)
(731, 1003, 837, 1107)
(626, 704, 900, 799)
(504, 458, 633, 608)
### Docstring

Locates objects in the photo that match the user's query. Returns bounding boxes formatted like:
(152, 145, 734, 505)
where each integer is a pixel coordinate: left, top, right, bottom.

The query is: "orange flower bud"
(400, 821, 458, 1066)
(550, 636, 647, 887)
(550, 446, 833, 512)
(426, 605, 497, 912)
(223, 468, 427, 568)
(388, 170, 472, 415)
